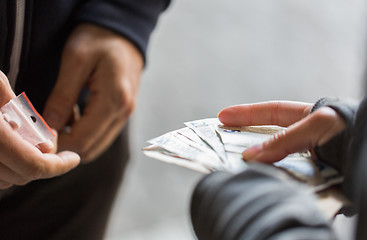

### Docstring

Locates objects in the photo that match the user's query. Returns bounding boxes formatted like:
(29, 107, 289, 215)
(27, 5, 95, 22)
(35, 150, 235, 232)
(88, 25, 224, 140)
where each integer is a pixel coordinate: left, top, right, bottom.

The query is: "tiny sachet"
(1, 92, 55, 146)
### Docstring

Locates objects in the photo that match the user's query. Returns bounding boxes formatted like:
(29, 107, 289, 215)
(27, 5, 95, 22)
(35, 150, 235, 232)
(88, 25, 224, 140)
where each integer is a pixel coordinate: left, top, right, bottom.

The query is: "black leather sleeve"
(191, 164, 335, 240)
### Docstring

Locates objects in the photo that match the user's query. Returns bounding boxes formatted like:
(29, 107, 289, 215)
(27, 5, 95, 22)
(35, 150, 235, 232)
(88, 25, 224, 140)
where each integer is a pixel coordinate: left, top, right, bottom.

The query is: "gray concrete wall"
(106, 0, 367, 239)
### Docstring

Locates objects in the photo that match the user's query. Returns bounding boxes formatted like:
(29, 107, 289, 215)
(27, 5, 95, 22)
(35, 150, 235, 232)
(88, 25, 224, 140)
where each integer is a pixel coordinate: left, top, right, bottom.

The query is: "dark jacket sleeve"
(311, 98, 366, 194)
(191, 164, 335, 240)
(311, 97, 359, 175)
(303, 97, 367, 239)
(74, 0, 170, 59)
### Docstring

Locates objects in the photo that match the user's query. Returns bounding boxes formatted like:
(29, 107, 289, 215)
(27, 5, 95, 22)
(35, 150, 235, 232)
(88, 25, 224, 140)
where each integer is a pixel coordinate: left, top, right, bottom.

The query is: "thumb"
(242, 107, 346, 163)
(43, 47, 92, 131)
(40, 150, 81, 178)
(0, 71, 16, 106)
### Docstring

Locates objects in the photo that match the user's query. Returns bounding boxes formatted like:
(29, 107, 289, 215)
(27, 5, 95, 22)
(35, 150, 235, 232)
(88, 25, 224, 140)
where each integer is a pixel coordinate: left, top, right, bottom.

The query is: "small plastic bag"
(0, 92, 55, 146)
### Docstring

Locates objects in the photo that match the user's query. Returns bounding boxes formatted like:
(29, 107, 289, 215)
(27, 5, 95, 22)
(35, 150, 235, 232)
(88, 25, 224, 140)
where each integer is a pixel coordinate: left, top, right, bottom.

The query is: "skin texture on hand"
(43, 23, 143, 163)
(218, 101, 346, 163)
(0, 71, 80, 190)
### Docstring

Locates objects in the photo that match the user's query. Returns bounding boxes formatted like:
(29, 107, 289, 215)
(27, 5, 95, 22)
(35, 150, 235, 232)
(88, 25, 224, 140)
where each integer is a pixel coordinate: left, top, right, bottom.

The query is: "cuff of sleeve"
(311, 97, 359, 174)
(310, 97, 359, 128)
(314, 130, 347, 173)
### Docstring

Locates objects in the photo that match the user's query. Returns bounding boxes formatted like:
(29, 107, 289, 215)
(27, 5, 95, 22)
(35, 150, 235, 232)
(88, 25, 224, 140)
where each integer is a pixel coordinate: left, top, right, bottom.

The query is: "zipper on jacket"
(7, 0, 25, 89)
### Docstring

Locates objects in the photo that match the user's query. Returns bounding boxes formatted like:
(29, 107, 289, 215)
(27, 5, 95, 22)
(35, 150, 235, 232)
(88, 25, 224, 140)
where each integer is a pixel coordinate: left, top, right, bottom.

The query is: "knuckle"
(311, 107, 336, 123)
(121, 95, 136, 116)
(63, 41, 90, 65)
(270, 102, 280, 125)
(110, 82, 136, 116)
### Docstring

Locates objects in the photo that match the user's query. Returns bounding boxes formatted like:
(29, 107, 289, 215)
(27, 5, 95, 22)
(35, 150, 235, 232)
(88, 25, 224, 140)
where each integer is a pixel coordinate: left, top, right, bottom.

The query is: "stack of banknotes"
(143, 118, 343, 190)
(143, 118, 348, 218)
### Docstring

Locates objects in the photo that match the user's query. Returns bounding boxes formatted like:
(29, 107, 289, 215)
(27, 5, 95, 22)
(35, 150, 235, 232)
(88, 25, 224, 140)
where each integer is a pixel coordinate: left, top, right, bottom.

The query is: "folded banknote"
(143, 118, 342, 189)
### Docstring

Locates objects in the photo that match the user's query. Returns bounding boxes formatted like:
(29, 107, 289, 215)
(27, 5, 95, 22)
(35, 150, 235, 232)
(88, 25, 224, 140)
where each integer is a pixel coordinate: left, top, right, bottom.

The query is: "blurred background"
(105, 0, 367, 239)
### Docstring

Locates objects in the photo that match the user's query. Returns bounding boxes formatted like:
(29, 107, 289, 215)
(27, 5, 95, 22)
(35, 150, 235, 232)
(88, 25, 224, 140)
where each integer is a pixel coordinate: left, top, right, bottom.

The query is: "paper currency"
(143, 118, 341, 188)
(147, 127, 224, 171)
(185, 119, 231, 171)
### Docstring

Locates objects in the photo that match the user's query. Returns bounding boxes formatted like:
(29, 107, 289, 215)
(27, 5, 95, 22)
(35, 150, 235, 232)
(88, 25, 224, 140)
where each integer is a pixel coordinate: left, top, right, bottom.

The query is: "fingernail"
(43, 139, 54, 149)
(59, 151, 81, 165)
(36, 139, 55, 153)
(242, 144, 262, 161)
(218, 108, 236, 124)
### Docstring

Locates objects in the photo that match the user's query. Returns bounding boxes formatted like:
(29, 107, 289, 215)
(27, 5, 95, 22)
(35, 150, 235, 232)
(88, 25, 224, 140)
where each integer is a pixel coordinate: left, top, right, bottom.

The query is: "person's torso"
(0, 0, 84, 111)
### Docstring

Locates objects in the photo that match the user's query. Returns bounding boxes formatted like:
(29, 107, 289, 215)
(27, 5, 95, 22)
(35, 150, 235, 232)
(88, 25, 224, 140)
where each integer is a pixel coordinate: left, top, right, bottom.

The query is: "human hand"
(0, 71, 80, 190)
(218, 101, 346, 163)
(43, 24, 143, 163)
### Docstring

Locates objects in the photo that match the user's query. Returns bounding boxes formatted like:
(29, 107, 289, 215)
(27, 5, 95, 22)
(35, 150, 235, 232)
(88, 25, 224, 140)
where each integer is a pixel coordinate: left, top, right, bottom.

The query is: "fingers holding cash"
(219, 101, 345, 163)
(143, 117, 341, 188)
(143, 104, 347, 220)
